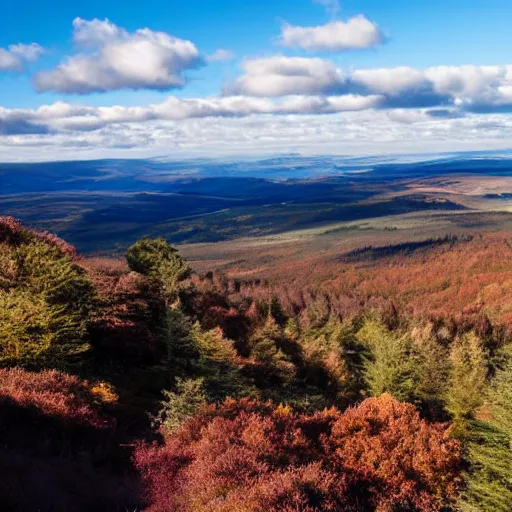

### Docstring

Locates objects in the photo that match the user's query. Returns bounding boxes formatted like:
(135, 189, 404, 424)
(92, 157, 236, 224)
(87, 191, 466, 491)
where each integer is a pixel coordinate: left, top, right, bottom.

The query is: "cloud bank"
(3, 7, 512, 161)
(228, 58, 512, 112)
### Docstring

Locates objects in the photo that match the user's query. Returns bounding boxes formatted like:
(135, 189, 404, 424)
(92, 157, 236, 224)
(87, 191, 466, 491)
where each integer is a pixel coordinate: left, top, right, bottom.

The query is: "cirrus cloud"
(206, 49, 236, 62)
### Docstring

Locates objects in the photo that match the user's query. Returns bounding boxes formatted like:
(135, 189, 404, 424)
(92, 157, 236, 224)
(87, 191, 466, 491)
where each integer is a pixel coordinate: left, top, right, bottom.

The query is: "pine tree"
(357, 317, 415, 402)
(0, 240, 93, 367)
(152, 378, 206, 434)
(446, 332, 487, 426)
(459, 345, 512, 511)
(126, 238, 190, 302)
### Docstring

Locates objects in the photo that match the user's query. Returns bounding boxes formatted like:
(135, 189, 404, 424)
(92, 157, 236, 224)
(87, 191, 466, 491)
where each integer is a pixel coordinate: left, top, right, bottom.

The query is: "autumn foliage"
(135, 394, 461, 512)
(2, 218, 511, 511)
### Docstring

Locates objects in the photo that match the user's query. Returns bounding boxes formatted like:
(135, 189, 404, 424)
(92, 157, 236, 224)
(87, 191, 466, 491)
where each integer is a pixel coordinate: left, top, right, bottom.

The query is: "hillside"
(4, 156, 512, 253)
(1, 216, 512, 511)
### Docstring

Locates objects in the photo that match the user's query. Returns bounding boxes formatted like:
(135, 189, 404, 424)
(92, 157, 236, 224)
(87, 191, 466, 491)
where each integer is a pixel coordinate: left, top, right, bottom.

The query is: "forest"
(1, 215, 512, 511)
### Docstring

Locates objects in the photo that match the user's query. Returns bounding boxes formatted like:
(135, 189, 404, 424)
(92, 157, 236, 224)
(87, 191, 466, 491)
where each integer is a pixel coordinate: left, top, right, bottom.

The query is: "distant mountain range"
(3, 151, 512, 196)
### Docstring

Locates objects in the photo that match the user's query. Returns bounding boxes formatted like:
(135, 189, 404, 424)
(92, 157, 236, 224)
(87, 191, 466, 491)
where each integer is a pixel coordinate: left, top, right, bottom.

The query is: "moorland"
(2, 154, 512, 511)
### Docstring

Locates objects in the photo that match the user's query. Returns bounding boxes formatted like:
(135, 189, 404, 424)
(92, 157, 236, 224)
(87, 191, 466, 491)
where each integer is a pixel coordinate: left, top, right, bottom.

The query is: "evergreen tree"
(126, 237, 190, 301)
(357, 317, 415, 401)
(0, 240, 93, 367)
(459, 346, 512, 512)
(446, 332, 487, 426)
(411, 333, 451, 417)
(152, 378, 206, 434)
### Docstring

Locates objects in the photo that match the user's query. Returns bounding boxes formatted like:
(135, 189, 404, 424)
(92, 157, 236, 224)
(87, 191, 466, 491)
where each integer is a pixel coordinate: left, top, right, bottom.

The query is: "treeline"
(341, 234, 473, 262)
(1, 217, 511, 510)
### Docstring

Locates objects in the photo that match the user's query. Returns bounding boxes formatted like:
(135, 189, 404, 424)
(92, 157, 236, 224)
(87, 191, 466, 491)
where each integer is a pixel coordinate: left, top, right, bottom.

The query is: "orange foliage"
(135, 395, 461, 512)
(0, 367, 111, 430)
(193, 234, 512, 335)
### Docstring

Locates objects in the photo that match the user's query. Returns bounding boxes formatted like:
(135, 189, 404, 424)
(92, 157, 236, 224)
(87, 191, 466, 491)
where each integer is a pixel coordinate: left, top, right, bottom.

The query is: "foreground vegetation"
(1, 216, 511, 511)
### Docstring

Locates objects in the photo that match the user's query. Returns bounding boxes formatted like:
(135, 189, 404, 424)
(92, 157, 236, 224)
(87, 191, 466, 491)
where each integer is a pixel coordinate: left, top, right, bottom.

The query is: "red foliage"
(0, 368, 142, 511)
(189, 234, 512, 335)
(0, 216, 79, 259)
(0, 367, 112, 431)
(33, 230, 79, 260)
(0, 216, 27, 244)
(83, 257, 162, 363)
(134, 395, 461, 512)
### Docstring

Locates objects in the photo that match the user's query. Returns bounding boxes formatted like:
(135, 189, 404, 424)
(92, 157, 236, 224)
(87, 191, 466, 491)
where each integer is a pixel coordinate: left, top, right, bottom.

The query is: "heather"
(135, 395, 461, 512)
(0, 216, 511, 510)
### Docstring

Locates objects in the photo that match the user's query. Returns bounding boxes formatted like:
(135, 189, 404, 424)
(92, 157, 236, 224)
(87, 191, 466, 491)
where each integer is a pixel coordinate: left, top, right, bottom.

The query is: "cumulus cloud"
(33, 18, 203, 93)
(356, 65, 512, 111)
(0, 94, 382, 136)
(351, 67, 426, 95)
(226, 56, 346, 96)
(0, 43, 45, 72)
(206, 49, 236, 62)
(227, 58, 512, 112)
(279, 15, 383, 52)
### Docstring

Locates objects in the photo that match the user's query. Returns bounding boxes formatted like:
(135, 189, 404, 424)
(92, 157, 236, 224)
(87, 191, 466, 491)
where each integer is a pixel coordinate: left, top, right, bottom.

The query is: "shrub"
(0, 367, 114, 457)
(135, 394, 461, 512)
(0, 367, 140, 511)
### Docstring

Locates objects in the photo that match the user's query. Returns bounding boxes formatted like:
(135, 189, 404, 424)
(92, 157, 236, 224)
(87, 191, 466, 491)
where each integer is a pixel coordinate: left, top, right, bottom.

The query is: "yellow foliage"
(90, 381, 118, 403)
(274, 403, 293, 416)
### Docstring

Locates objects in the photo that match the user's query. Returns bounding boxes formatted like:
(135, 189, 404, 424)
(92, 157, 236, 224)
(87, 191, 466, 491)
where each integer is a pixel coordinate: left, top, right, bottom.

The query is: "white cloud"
(279, 15, 383, 52)
(227, 59, 512, 111)
(226, 56, 346, 96)
(352, 67, 426, 95)
(206, 49, 236, 62)
(72, 17, 123, 48)
(33, 18, 203, 93)
(0, 43, 45, 72)
(4, 109, 512, 162)
(355, 65, 512, 110)
(0, 94, 382, 135)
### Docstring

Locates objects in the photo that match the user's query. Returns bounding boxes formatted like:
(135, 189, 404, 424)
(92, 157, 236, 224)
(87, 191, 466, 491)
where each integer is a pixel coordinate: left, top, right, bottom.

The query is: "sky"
(3, 0, 512, 161)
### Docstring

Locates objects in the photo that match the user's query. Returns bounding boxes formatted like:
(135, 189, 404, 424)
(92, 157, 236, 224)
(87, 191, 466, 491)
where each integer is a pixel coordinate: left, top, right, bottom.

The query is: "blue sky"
(2, 0, 512, 161)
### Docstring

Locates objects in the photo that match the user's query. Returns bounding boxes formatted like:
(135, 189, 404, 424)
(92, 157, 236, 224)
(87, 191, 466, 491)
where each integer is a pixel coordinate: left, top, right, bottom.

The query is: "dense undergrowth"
(1, 216, 511, 511)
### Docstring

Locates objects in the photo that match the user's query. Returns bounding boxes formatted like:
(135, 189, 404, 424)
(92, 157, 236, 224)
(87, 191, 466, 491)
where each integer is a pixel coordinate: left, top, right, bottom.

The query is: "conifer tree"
(0, 238, 93, 367)
(126, 237, 190, 302)
(446, 332, 487, 426)
(459, 345, 512, 511)
(357, 317, 415, 401)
